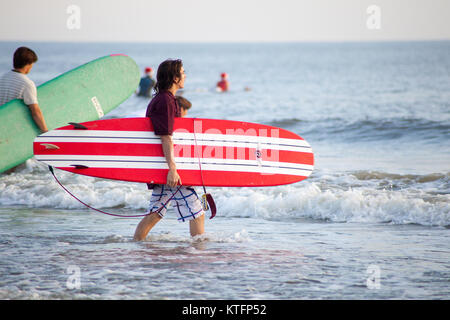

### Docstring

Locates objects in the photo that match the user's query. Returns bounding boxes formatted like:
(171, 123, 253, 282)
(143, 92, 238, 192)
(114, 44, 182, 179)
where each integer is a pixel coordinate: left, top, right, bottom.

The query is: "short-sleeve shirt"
(146, 90, 180, 136)
(145, 91, 181, 189)
(0, 70, 38, 106)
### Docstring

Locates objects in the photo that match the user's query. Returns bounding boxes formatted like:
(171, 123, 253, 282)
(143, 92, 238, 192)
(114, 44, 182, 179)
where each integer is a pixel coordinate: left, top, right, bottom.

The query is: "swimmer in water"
(216, 72, 229, 92)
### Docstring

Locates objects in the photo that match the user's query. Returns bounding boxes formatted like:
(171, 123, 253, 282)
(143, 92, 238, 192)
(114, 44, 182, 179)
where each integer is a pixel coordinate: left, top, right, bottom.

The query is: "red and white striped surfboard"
(33, 118, 314, 187)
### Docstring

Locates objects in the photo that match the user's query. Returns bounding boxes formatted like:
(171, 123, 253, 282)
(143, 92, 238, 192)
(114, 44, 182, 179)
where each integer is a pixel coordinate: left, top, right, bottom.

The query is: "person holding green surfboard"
(0, 47, 48, 133)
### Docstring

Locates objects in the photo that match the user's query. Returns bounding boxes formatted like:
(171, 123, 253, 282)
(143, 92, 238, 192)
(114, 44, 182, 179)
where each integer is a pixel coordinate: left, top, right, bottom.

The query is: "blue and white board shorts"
(148, 185, 204, 222)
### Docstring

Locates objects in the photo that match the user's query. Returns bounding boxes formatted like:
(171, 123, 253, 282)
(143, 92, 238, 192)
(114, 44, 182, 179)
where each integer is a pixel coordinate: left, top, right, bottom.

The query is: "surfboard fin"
(69, 122, 88, 130)
(40, 143, 60, 150)
(70, 164, 89, 169)
(202, 193, 217, 219)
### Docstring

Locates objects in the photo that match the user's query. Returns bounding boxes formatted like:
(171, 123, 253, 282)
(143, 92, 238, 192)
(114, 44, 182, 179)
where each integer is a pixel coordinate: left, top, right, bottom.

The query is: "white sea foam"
(1, 159, 448, 227)
(143, 229, 251, 244)
(214, 182, 449, 226)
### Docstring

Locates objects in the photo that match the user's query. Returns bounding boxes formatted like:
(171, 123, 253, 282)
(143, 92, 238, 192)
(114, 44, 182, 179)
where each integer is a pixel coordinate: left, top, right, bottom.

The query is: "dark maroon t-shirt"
(145, 91, 180, 189)
(146, 91, 180, 136)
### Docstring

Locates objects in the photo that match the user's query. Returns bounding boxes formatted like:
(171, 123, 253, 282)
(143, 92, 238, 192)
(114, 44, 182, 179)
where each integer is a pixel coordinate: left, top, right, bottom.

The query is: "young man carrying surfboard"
(0, 47, 48, 133)
(134, 60, 205, 241)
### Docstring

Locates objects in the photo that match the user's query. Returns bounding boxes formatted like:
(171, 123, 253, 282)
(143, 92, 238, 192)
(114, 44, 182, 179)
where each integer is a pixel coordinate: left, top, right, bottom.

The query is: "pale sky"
(0, 0, 449, 42)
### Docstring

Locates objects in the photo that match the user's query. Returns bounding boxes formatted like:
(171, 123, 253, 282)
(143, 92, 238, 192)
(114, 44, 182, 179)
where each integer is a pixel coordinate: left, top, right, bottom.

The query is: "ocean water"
(0, 41, 449, 300)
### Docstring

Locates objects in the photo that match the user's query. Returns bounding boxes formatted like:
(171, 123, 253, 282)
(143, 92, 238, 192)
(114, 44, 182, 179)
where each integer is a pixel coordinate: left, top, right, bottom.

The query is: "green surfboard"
(0, 54, 140, 173)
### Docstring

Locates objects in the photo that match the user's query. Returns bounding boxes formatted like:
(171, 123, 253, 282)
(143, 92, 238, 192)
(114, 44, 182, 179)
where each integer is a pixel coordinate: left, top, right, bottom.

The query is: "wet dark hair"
(176, 95, 191, 110)
(154, 59, 183, 94)
(13, 47, 38, 69)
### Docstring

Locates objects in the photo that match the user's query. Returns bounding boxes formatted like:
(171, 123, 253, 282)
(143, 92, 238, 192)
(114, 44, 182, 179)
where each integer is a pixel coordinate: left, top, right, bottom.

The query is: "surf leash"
(48, 165, 182, 218)
(192, 118, 217, 219)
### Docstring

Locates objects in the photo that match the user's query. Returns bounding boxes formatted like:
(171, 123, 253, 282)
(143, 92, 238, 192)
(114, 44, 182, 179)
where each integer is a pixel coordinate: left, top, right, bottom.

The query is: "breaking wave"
(1, 160, 448, 227)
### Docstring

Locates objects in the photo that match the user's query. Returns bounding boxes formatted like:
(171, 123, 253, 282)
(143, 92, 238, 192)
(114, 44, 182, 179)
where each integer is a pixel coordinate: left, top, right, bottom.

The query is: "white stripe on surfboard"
(38, 160, 313, 177)
(35, 136, 312, 153)
(35, 155, 313, 177)
(35, 137, 311, 153)
(38, 130, 312, 149)
(35, 154, 314, 170)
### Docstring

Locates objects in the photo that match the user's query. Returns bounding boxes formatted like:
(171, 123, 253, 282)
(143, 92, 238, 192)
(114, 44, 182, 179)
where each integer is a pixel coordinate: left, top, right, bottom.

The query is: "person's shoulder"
(0, 70, 11, 77)
(148, 92, 166, 108)
(0, 71, 9, 83)
(11, 71, 35, 84)
(150, 92, 163, 102)
(156, 91, 175, 103)
(23, 74, 36, 85)
(0, 71, 34, 88)
(0, 70, 20, 81)
(18, 74, 36, 91)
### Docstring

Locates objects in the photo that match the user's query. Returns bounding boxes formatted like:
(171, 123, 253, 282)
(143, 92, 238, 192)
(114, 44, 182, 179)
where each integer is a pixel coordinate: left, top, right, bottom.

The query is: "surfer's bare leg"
(133, 212, 161, 241)
(189, 214, 205, 237)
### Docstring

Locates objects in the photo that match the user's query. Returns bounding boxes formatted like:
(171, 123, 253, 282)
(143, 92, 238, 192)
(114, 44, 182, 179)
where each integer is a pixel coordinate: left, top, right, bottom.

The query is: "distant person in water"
(0, 47, 48, 133)
(133, 60, 205, 241)
(137, 67, 156, 98)
(216, 72, 229, 92)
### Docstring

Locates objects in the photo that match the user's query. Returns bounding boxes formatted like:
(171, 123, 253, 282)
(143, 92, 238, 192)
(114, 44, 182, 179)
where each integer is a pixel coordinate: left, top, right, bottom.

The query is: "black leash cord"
(48, 166, 181, 218)
(192, 118, 217, 219)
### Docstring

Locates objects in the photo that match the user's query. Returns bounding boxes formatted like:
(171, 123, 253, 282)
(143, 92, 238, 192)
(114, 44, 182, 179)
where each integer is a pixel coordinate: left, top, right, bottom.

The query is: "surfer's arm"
(28, 103, 48, 133)
(160, 134, 181, 187)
